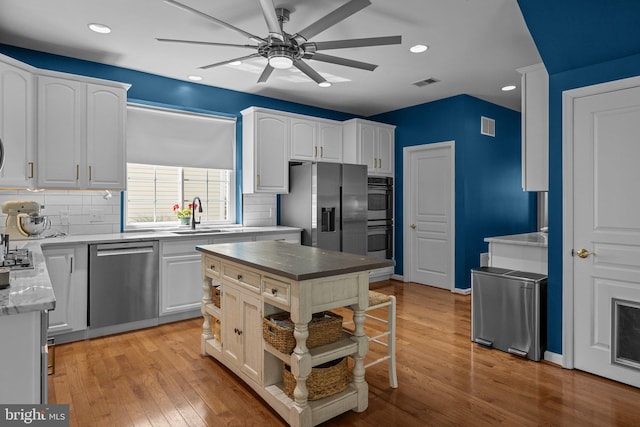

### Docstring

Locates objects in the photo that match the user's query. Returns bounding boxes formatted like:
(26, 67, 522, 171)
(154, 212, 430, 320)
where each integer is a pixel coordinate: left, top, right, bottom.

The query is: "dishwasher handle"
(96, 247, 155, 257)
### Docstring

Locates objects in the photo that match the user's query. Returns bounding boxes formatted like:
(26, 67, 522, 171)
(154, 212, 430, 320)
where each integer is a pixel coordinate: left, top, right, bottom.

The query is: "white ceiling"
(0, 0, 542, 116)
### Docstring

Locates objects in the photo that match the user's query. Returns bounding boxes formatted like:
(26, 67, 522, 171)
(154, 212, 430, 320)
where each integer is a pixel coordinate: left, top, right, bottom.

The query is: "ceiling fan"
(157, 0, 402, 87)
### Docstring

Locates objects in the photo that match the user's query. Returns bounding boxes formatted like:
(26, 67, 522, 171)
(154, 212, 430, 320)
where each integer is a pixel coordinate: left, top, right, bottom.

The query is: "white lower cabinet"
(160, 238, 211, 316)
(221, 284, 262, 385)
(43, 244, 88, 335)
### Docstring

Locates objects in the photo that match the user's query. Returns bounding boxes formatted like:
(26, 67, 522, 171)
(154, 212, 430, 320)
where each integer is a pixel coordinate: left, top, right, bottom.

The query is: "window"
(126, 163, 233, 226)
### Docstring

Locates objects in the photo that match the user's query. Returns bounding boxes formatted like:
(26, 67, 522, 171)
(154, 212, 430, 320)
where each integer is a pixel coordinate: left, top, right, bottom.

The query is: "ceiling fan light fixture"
(318, 81, 332, 88)
(268, 51, 294, 69)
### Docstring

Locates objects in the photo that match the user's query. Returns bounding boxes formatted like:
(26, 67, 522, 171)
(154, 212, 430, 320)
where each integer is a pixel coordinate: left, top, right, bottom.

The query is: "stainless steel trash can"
(471, 267, 547, 361)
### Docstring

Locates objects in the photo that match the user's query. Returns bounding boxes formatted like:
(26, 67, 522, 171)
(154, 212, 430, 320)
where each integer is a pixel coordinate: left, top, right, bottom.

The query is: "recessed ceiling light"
(188, 75, 203, 81)
(229, 61, 242, 66)
(88, 23, 111, 34)
(410, 44, 428, 53)
(501, 85, 517, 91)
(318, 81, 332, 88)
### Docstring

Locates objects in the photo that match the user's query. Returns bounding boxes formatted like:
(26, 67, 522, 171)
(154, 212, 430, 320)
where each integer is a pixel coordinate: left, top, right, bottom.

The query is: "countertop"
(0, 240, 56, 316)
(0, 226, 301, 317)
(197, 240, 393, 281)
(484, 232, 548, 248)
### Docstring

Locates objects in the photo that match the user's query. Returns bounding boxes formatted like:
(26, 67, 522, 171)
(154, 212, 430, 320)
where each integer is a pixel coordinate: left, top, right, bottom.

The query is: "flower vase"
(179, 217, 190, 226)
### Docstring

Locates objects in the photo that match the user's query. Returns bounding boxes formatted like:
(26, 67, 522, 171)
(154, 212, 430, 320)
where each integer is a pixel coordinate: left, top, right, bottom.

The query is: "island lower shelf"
(197, 241, 390, 427)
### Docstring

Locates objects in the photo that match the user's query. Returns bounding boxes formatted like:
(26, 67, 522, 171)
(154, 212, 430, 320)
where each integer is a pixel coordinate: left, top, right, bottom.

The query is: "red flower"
(172, 203, 179, 211)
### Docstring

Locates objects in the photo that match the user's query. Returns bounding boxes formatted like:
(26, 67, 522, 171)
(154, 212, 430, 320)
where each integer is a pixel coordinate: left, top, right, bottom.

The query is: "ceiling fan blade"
(164, 0, 264, 43)
(156, 38, 257, 49)
(257, 0, 284, 41)
(311, 35, 402, 51)
(294, 0, 371, 42)
(257, 64, 275, 83)
(199, 53, 262, 70)
(305, 53, 377, 71)
(293, 59, 329, 85)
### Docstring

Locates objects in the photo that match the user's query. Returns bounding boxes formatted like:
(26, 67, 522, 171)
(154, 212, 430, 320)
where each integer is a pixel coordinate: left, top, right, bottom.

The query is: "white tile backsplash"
(242, 194, 277, 227)
(0, 189, 121, 235)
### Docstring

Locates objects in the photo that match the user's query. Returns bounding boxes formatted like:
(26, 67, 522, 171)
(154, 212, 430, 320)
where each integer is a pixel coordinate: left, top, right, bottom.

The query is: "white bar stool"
(345, 290, 398, 388)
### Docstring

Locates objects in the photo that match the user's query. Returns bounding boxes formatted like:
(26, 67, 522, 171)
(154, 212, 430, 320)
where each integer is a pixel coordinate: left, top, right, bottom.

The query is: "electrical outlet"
(59, 210, 70, 225)
(89, 207, 104, 223)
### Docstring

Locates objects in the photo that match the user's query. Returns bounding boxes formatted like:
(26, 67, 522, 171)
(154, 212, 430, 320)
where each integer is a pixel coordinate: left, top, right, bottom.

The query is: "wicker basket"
(283, 357, 350, 400)
(211, 285, 221, 308)
(262, 311, 343, 354)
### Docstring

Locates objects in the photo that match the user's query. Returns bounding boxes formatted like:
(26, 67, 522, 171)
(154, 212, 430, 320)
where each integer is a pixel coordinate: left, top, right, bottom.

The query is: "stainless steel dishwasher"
(88, 241, 159, 337)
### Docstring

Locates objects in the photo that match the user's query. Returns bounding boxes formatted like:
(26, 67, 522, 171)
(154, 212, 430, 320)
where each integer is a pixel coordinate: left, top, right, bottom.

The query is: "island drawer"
(222, 263, 261, 292)
(262, 276, 291, 307)
(204, 255, 221, 278)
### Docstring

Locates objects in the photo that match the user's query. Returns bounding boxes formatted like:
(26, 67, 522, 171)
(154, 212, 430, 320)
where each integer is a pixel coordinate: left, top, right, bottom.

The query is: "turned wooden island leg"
(290, 310, 312, 427)
(351, 307, 369, 412)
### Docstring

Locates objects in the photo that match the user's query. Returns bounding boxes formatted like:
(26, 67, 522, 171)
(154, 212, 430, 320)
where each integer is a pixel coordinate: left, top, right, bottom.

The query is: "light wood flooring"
(48, 280, 640, 426)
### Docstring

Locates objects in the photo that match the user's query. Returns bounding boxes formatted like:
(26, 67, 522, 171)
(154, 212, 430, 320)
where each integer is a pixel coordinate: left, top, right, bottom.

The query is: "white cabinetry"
(160, 238, 210, 316)
(290, 116, 343, 163)
(0, 56, 35, 188)
(242, 108, 289, 194)
(37, 74, 127, 190)
(343, 118, 395, 177)
(518, 63, 548, 191)
(221, 283, 262, 385)
(43, 245, 88, 336)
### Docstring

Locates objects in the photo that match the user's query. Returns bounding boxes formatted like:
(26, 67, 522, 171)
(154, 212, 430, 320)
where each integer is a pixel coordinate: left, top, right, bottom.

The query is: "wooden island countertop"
(196, 240, 393, 281)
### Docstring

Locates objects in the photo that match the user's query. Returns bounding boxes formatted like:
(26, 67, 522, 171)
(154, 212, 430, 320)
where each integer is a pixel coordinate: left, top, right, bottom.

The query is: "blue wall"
(374, 95, 537, 289)
(0, 44, 356, 222)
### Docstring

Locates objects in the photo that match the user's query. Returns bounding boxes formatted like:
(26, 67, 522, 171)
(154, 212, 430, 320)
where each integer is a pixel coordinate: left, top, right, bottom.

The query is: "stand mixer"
(1, 200, 50, 240)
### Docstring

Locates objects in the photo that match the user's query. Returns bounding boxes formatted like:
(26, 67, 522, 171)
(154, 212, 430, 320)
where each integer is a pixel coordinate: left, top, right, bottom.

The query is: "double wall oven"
(367, 176, 393, 260)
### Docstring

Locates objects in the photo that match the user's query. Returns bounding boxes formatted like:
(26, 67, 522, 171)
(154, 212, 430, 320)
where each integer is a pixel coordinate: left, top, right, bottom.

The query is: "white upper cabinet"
(0, 56, 36, 188)
(343, 118, 395, 177)
(85, 83, 126, 190)
(518, 63, 548, 191)
(37, 74, 128, 190)
(289, 115, 343, 163)
(242, 108, 289, 194)
(37, 76, 84, 189)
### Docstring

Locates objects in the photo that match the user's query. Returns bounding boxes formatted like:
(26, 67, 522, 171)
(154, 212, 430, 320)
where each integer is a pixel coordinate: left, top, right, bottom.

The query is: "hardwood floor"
(49, 280, 640, 426)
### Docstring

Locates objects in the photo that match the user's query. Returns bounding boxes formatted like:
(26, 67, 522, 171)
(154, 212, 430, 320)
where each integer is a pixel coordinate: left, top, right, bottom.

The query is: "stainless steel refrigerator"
(281, 162, 368, 255)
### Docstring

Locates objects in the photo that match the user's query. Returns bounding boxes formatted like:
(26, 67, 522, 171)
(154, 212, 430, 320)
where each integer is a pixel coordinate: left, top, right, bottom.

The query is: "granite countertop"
(0, 240, 56, 316)
(484, 232, 548, 248)
(39, 225, 302, 246)
(197, 240, 393, 281)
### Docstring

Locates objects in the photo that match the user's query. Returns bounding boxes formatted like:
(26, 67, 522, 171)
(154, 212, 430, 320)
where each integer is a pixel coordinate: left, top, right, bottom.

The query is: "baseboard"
(544, 350, 563, 366)
(452, 287, 471, 295)
(391, 274, 403, 281)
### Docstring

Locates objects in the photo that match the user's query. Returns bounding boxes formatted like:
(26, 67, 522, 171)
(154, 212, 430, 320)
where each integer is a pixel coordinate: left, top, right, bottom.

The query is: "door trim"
(402, 141, 455, 290)
(562, 75, 640, 369)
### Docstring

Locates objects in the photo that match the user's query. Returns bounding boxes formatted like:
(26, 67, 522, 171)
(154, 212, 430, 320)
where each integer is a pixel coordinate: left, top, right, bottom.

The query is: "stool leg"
(388, 296, 398, 388)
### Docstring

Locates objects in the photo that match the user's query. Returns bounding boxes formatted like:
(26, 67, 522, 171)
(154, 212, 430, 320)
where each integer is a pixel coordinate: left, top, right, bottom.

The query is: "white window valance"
(126, 104, 236, 170)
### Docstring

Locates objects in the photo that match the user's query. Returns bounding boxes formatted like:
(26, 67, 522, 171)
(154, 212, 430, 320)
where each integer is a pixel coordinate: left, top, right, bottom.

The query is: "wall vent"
(412, 77, 440, 87)
(481, 116, 495, 137)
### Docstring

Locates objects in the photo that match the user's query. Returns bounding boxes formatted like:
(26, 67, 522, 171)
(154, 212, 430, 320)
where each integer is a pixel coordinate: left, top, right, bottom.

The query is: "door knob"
(410, 224, 416, 229)
(576, 248, 596, 258)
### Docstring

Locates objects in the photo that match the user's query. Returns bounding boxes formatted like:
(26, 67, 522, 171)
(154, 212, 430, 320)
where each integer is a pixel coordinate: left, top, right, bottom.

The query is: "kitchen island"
(196, 241, 392, 427)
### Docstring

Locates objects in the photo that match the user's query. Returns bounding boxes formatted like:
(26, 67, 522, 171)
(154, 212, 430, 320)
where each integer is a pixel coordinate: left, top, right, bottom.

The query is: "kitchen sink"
(170, 229, 226, 235)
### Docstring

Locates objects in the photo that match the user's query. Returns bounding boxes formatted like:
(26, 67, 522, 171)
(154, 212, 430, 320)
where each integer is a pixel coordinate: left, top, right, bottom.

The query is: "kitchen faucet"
(191, 196, 203, 230)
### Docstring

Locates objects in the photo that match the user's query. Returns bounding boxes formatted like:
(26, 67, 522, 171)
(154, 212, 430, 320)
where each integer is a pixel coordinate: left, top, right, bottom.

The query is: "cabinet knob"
(209, 264, 215, 270)
(237, 274, 243, 281)
(237, 329, 242, 336)
(271, 288, 278, 296)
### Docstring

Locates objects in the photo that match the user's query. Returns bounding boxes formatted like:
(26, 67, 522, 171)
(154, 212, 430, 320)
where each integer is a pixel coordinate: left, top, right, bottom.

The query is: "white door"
(404, 142, 454, 289)
(567, 78, 640, 387)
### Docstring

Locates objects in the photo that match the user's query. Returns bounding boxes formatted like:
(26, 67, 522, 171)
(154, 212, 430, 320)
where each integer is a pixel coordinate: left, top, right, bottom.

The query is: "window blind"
(126, 104, 236, 170)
